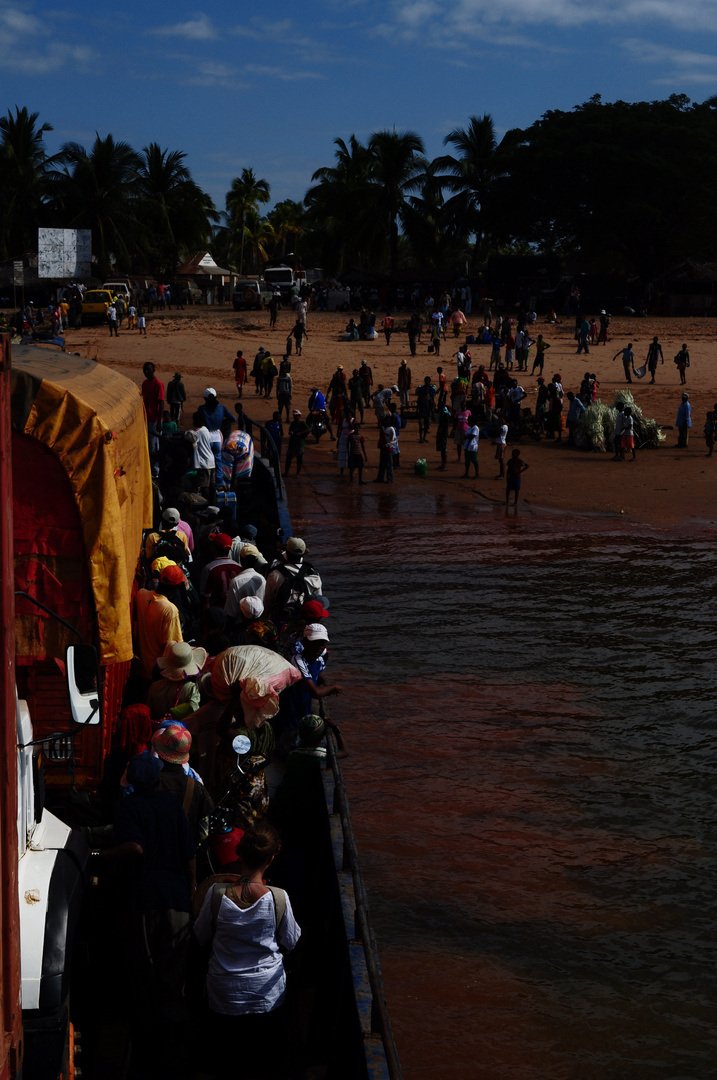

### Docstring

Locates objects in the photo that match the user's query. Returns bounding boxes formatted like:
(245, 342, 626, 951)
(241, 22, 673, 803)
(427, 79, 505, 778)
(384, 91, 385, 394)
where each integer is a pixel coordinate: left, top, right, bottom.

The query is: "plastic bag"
(414, 458, 428, 476)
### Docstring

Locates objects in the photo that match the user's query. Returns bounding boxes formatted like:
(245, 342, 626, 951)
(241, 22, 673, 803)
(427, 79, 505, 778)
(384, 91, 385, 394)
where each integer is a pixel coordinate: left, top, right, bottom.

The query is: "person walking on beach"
(232, 350, 247, 396)
(359, 360, 373, 409)
(676, 393, 692, 448)
(646, 337, 664, 383)
(531, 334, 550, 375)
(505, 449, 528, 505)
(494, 419, 508, 479)
(462, 421, 480, 478)
(291, 320, 307, 356)
(166, 372, 186, 424)
(674, 344, 690, 385)
(416, 377, 436, 443)
(598, 310, 611, 344)
(613, 343, 634, 383)
(284, 410, 311, 476)
(407, 314, 420, 357)
(382, 313, 394, 345)
(348, 368, 364, 422)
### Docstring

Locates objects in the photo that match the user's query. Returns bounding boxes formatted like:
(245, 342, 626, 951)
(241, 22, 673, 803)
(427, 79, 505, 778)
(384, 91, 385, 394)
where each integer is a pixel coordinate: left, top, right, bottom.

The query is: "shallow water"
(297, 496, 717, 1080)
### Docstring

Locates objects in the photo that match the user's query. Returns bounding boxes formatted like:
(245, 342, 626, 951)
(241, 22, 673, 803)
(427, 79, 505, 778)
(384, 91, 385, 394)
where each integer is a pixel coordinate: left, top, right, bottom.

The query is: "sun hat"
(152, 723, 192, 765)
(302, 599, 329, 620)
(303, 623, 329, 642)
(156, 641, 207, 679)
(127, 752, 163, 789)
(240, 595, 264, 620)
(285, 537, 306, 556)
(162, 507, 180, 525)
(239, 543, 261, 561)
(160, 564, 186, 586)
(298, 714, 325, 742)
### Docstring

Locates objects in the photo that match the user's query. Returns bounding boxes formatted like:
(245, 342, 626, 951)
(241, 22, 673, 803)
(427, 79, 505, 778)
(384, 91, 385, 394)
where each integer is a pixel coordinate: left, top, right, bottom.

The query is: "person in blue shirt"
(676, 392, 692, 448)
(199, 389, 235, 486)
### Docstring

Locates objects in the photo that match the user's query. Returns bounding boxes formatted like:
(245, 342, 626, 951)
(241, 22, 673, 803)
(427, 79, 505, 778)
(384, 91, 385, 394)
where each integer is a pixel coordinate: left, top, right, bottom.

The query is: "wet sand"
(67, 307, 717, 528)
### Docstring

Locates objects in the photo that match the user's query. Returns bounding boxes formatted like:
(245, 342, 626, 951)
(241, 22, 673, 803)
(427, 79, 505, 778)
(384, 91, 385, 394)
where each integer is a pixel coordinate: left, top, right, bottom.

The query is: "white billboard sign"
(38, 228, 92, 279)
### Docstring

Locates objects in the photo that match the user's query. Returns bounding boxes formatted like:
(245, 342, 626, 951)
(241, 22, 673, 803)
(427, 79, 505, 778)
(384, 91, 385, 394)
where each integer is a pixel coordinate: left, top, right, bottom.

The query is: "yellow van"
(81, 289, 115, 323)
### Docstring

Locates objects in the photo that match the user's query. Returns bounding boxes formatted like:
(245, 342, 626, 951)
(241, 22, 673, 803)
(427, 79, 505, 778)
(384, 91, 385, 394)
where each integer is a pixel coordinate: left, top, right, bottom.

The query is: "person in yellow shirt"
(133, 564, 185, 680)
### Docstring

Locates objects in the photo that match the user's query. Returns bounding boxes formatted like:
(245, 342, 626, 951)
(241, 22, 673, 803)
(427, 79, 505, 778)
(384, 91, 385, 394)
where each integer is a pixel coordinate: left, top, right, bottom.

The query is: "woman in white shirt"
(195, 823, 300, 1076)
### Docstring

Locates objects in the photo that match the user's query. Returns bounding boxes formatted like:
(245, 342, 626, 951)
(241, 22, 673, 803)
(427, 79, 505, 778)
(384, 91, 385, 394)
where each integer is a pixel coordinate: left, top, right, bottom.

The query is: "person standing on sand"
(704, 411, 715, 457)
(166, 373, 186, 424)
(347, 422, 368, 484)
(619, 406, 636, 461)
(435, 405, 450, 470)
(598, 310, 611, 344)
(674, 344, 690, 385)
(676, 393, 692, 448)
(397, 360, 411, 407)
(359, 360, 373, 409)
(494, 419, 508, 479)
(505, 449, 528, 505)
(284, 410, 311, 476)
(348, 368, 364, 421)
(291, 320, 307, 356)
(416, 377, 436, 443)
(232, 350, 247, 396)
(407, 313, 420, 357)
(646, 337, 664, 383)
(613, 343, 634, 383)
(382, 313, 394, 345)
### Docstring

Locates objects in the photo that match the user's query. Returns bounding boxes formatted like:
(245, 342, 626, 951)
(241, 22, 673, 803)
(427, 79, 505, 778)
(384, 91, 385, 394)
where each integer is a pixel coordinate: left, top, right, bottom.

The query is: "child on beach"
(137, 306, 147, 335)
(505, 448, 529, 505)
(494, 419, 508, 479)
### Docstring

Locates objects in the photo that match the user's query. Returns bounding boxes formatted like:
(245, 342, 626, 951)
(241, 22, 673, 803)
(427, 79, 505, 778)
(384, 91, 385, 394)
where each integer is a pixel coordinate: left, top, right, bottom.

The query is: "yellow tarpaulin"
(11, 346, 153, 664)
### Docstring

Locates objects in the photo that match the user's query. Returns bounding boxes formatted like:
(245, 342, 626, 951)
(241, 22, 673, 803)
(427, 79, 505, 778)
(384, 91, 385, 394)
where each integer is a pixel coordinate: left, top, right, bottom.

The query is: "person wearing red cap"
(199, 533, 241, 605)
(153, 724, 215, 845)
(134, 565, 186, 680)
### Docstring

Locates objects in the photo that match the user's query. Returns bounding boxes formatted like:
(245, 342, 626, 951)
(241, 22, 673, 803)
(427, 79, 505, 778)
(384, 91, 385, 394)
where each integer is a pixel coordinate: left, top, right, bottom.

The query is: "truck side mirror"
(66, 644, 101, 726)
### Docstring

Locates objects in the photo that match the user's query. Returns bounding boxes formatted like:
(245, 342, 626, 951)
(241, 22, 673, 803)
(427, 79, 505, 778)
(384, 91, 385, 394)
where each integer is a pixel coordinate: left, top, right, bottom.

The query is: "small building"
(651, 260, 717, 316)
(176, 252, 234, 305)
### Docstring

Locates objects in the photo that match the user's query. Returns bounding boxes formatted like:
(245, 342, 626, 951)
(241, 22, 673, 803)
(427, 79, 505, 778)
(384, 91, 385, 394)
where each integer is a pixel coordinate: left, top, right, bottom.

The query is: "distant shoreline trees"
(2, 94, 716, 280)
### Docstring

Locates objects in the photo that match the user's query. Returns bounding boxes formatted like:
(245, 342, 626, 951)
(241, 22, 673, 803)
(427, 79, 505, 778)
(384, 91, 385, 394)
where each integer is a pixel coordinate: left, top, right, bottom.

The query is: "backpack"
(153, 529, 187, 564)
(271, 561, 314, 618)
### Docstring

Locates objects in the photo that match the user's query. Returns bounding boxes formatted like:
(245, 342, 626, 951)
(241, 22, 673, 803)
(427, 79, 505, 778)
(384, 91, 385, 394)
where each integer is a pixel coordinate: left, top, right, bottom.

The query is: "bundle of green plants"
(575, 391, 665, 451)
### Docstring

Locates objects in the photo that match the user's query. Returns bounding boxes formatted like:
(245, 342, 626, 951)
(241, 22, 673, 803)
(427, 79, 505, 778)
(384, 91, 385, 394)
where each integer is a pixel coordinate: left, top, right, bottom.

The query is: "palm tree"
(0, 107, 54, 258)
(435, 114, 504, 266)
(49, 134, 143, 277)
(366, 130, 425, 275)
(304, 135, 374, 275)
(225, 168, 270, 274)
(268, 199, 304, 260)
(136, 143, 216, 275)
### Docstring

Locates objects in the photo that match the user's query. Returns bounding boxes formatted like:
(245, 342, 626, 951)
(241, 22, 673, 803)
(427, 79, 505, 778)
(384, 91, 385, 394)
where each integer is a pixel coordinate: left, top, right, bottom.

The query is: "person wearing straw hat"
(146, 641, 207, 719)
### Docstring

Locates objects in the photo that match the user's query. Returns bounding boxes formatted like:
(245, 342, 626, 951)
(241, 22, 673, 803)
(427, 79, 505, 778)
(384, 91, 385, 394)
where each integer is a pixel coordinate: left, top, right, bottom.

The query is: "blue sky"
(2, 0, 716, 215)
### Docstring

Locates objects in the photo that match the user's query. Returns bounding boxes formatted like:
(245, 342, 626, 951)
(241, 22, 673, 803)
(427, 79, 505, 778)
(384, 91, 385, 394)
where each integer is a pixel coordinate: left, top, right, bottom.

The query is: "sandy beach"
(62, 306, 717, 529)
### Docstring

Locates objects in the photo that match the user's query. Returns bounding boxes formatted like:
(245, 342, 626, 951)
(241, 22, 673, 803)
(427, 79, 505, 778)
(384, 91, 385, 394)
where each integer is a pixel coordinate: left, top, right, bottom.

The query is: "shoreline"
(50, 306, 717, 531)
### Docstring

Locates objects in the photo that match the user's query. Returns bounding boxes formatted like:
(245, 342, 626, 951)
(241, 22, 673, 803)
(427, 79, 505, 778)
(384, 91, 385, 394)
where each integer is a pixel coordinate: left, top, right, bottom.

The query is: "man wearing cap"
(264, 538, 322, 621)
(199, 533, 241, 605)
(134, 565, 186, 679)
(272, 625, 341, 756)
(224, 544, 267, 622)
(145, 508, 190, 565)
(153, 724, 215, 844)
(199, 389, 234, 487)
(229, 524, 265, 568)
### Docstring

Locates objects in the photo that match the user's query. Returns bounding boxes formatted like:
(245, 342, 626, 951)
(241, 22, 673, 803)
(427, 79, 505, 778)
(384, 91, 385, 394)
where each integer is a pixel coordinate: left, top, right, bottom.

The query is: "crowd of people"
(85, 362, 349, 1077)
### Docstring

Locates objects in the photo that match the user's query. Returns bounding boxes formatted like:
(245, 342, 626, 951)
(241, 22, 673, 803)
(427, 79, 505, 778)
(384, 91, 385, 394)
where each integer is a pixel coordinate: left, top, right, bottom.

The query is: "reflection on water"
(301, 508, 717, 1080)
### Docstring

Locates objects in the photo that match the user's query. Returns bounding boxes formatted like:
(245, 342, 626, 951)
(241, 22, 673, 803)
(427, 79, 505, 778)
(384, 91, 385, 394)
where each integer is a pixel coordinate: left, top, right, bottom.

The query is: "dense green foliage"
(2, 95, 716, 278)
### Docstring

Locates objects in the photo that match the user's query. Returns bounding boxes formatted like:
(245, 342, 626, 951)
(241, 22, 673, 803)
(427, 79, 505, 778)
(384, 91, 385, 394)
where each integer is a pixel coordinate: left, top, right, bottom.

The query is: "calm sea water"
(295, 492, 717, 1080)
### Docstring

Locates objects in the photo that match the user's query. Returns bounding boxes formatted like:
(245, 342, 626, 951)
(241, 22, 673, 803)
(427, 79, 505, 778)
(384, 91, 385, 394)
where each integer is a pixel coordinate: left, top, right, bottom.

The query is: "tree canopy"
(2, 95, 717, 280)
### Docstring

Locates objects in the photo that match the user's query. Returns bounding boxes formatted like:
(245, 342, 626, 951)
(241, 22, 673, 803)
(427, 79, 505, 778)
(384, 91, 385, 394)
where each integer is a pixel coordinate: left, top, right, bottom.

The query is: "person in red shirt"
(233, 350, 247, 396)
(141, 362, 165, 478)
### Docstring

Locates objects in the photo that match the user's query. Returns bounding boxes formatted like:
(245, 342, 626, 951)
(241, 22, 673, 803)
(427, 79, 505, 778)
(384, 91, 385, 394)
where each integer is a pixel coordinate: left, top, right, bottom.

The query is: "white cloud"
(0, 4, 96, 73)
(244, 64, 325, 81)
(622, 38, 717, 85)
(386, 0, 717, 35)
(149, 14, 217, 40)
